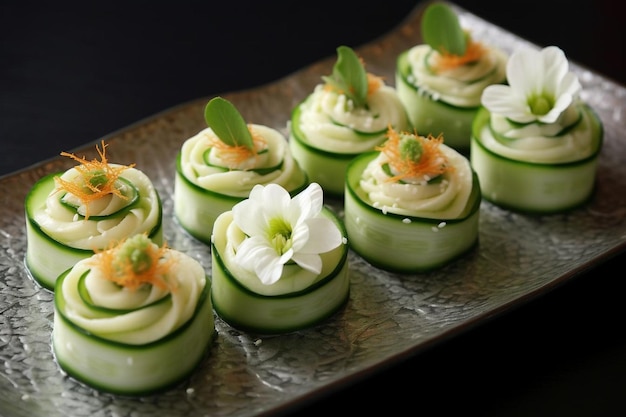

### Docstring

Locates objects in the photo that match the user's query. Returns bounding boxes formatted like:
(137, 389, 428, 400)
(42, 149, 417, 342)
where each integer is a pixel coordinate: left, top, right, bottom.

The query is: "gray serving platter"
(1, 2, 625, 416)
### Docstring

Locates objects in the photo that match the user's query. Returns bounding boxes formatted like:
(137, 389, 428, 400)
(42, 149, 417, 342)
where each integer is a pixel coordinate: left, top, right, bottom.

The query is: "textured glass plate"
(1, 3, 625, 417)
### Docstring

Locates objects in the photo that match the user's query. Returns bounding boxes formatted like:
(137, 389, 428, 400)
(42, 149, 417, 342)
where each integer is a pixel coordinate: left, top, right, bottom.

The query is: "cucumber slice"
(52, 269, 215, 396)
(344, 152, 480, 273)
(329, 118, 388, 137)
(202, 147, 284, 175)
(174, 153, 309, 244)
(24, 173, 163, 291)
(210, 208, 349, 334)
(174, 158, 243, 245)
(59, 177, 140, 220)
(470, 105, 603, 214)
(396, 50, 479, 153)
(289, 104, 359, 197)
(77, 271, 172, 315)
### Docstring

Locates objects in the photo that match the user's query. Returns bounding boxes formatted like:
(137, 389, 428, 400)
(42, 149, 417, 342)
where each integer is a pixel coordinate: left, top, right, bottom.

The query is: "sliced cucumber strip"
(289, 104, 358, 196)
(396, 50, 478, 153)
(210, 208, 349, 334)
(202, 147, 284, 175)
(53, 270, 215, 396)
(471, 105, 603, 214)
(174, 161, 243, 245)
(25, 172, 163, 291)
(59, 177, 140, 220)
(175, 153, 308, 244)
(344, 152, 480, 273)
(329, 118, 388, 137)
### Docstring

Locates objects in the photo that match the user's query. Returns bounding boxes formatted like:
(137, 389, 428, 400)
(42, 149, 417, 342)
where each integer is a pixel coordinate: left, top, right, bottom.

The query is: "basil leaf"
(204, 97, 254, 150)
(321, 45, 368, 108)
(421, 2, 466, 56)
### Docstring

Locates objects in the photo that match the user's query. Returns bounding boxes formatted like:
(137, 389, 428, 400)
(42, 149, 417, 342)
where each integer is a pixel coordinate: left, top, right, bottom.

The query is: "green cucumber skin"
(174, 167, 242, 245)
(289, 104, 369, 197)
(210, 207, 350, 334)
(344, 152, 480, 273)
(24, 173, 163, 291)
(470, 105, 603, 214)
(174, 152, 309, 244)
(53, 272, 215, 396)
(396, 51, 477, 153)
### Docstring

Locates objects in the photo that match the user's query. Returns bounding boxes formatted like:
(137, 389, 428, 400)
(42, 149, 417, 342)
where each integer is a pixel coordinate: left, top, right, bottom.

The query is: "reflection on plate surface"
(1, 2, 625, 417)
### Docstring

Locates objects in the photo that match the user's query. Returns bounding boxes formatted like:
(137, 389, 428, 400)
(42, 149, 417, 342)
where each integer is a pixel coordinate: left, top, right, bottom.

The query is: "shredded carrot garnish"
(433, 40, 486, 73)
(376, 127, 452, 183)
(323, 72, 383, 97)
(90, 234, 177, 292)
(366, 73, 383, 95)
(208, 126, 267, 170)
(55, 140, 134, 220)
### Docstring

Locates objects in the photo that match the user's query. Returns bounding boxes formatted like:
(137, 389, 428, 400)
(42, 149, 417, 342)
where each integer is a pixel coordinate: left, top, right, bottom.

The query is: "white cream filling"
(296, 83, 409, 153)
(480, 103, 596, 163)
(34, 166, 160, 249)
(405, 44, 507, 107)
(180, 124, 304, 197)
(359, 145, 473, 219)
(59, 250, 206, 344)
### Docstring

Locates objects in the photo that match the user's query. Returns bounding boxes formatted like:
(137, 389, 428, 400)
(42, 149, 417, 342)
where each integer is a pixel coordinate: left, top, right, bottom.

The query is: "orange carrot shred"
(54, 140, 135, 220)
(432, 40, 486, 73)
(376, 127, 452, 183)
(90, 234, 177, 292)
(208, 126, 267, 169)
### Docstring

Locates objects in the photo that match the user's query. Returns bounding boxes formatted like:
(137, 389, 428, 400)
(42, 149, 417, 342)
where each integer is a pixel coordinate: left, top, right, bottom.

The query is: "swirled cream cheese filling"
(479, 103, 596, 163)
(59, 249, 205, 344)
(180, 124, 304, 197)
(360, 144, 473, 219)
(405, 44, 507, 107)
(297, 83, 409, 153)
(35, 166, 160, 249)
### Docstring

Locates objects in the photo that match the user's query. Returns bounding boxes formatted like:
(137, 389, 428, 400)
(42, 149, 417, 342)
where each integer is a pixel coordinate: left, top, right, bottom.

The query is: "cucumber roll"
(52, 234, 215, 396)
(25, 141, 163, 291)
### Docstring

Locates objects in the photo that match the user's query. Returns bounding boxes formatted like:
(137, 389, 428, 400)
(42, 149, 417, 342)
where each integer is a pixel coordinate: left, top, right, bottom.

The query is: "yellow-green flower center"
(268, 217, 292, 255)
(528, 93, 554, 116)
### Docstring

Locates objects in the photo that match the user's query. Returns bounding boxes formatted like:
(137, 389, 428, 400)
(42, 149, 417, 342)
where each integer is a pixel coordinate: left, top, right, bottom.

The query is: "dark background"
(2, 1, 625, 416)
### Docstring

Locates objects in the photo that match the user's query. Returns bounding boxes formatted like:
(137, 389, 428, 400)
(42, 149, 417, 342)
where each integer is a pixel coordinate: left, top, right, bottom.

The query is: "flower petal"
(507, 47, 543, 96)
(232, 198, 263, 236)
(481, 84, 535, 123)
(235, 236, 285, 285)
(291, 252, 323, 275)
(289, 182, 323, 224)
(260, 183, 292, 219)
(298, 217, 343, 254)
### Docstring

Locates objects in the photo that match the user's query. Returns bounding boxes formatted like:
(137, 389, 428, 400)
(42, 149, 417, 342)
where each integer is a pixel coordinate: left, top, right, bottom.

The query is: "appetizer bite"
(25, 141, 163, 291)
(52, 234, 215, 396)
(344, 127, 480, 273)
(211, 182, 349, 334)
(175, 97, 308, 244)
(470, 45, 603, 213)
(395, 2, 507, 152)
(289, 45, 410, 196)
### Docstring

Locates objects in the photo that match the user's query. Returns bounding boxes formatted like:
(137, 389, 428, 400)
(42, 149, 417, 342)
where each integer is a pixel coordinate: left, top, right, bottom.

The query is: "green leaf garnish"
(204, 97, 254, 150)
(421, 2, 467, 56)
(321, 45, 369, 108)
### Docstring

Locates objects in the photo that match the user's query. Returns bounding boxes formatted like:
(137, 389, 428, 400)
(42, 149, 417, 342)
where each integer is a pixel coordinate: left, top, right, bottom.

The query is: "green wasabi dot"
(117, 234, 153, 274)
(399, 134, 423, 162)
(88, 169, 108, 188)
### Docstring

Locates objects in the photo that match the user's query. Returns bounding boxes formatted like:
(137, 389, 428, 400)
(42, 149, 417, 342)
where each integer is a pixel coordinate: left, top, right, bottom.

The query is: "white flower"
(481, 46, 581, 124)
(232, 182, 343, 285)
